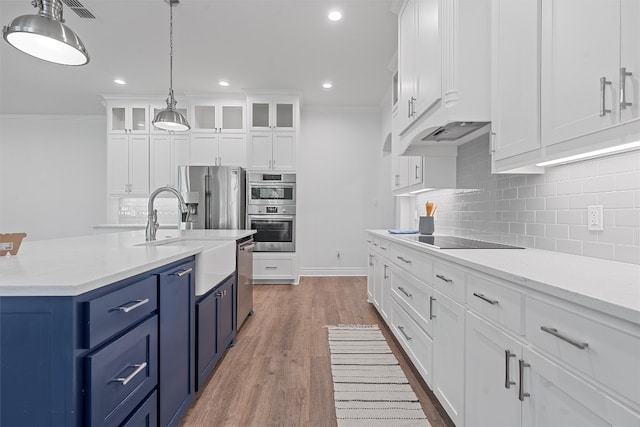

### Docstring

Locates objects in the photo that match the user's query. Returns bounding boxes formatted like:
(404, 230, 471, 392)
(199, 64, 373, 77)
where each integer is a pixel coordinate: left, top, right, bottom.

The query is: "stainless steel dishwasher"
(237, 237, 255, 330)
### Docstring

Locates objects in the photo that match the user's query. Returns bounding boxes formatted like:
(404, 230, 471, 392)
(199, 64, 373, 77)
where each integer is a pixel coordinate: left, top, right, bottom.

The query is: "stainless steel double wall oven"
(247, 172, 296, 252)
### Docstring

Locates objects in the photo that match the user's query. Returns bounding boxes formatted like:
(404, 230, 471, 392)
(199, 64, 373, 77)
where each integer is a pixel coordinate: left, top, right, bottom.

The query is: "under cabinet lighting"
(328, 10, 342, 21)
(536, 140, 640, 167)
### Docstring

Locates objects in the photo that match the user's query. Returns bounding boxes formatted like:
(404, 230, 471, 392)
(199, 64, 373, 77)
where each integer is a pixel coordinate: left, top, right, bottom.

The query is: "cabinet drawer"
(86, 315, 158, 427)
(390, 265, 435, 336)
(467, 273, 525, 335)
(254, 258, 293, 277)
(433, 260, 466, 303)
(526, 297, 640, 405)
(391, 298, 434, 385)
(121, 390, 157, 427)
(389, 241, 434, 283)
(85, 275, 158, 348)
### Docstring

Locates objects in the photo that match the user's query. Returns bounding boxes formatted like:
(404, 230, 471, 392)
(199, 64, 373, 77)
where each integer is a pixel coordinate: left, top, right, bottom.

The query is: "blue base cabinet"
(0, 256, 196, 427)
(195, 273, 237, 392)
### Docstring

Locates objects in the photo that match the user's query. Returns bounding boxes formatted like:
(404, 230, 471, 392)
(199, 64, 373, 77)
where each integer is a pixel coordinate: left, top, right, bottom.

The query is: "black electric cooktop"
(399, 235, 524, 249)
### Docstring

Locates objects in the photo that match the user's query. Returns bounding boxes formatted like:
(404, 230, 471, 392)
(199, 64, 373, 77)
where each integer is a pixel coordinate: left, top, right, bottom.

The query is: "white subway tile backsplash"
(582, 241, 615, 261)
(413, 142, 639, 264)
(582, 175, 615, 193)
(557, 180, 583, 195)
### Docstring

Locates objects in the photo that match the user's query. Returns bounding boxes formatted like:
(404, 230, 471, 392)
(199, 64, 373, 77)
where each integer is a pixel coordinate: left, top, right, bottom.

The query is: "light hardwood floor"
(181, 276, 454, 427)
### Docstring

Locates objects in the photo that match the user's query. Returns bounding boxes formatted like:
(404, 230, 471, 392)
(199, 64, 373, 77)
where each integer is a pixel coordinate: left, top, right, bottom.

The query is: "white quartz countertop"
(369, 230, 640, 324)
(0, 229, 255, 297)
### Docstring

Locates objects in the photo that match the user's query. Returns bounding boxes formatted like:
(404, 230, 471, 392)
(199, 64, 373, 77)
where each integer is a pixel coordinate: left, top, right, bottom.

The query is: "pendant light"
(2, 0, 89, 66)
(153, 0, 190, 132)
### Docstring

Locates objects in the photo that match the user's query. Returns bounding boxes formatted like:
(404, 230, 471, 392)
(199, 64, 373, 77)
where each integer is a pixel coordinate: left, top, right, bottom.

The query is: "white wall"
(0, 115, 106, 241)
(297, 107, 391, 276)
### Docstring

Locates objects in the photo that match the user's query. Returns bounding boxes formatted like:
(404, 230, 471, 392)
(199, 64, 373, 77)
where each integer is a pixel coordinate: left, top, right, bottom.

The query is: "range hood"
(403, 121, 491, 155)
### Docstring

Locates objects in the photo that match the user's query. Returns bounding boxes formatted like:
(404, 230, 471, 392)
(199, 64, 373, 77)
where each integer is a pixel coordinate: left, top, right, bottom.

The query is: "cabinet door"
(158, 261, 195, 427)
(392, 155, 410, 190)
(521, 347, 640, 427)
(190, 134, 218, 165)
(372, 254, 383, 310)
(129, 104, 150, 134)
(151, 135, 172, 189)
(366, 251, 375, 303)
(466, 312, 522, 427)
(407, 156, 423, 187)
(108, 104, 149, 134)
(247, 132, 273, 169)
(191, 104, 217, 133)
(274, 101, 295, 130)
(621, 0, 640, 124)
(107, 135, 131, 194)
(432, 290, 465, 426)
(220, 103, 245, 133)
(492, 0, 541, 161)
(218, 134, 246, 167)
(398, 0, 417, 134)
(415, 0, 441, 116)
(195, 290, 217, 391)
(128, 135, 150, 195)
(249, 101, 272, 130)
(272, 132, 296, 170)
(541, 0, 620, 146)
(216, 277, 236, 352)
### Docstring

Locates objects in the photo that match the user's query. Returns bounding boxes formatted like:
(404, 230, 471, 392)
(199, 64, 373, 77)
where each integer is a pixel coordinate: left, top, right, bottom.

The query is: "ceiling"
(0, 0, 399, 115)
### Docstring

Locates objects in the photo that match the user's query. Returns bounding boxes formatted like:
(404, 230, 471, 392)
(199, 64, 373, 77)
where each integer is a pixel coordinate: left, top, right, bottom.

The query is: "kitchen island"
(0, 229, 254, 427)
(367, 230, 640, 427)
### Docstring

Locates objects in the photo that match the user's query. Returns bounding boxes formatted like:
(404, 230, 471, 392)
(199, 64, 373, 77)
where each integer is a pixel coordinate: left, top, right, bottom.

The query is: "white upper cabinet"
(188, 99, 245, 134)
(107, 102, 149, 135)
(541, 0, 639, 151)
(150, 134, 190, 189)
(248, 96, 297, 131)
(190, 134, 246, 167)
(491, 0, 544, 173)
(107, 134, 150, 195)
(397, 0, 441, 135)
(247, 131, 296, 171)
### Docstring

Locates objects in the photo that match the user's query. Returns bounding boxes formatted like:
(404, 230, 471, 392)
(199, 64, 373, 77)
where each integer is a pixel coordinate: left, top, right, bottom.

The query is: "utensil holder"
(0, 232, 27, 256)
(419, 216, 434, 235)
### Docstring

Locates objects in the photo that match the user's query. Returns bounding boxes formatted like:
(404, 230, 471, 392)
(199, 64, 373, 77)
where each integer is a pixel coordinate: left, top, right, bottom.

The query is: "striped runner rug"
(328, 325, 431, 427)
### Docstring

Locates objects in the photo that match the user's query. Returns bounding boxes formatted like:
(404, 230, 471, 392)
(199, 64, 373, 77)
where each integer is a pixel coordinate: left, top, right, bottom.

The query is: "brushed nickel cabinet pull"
(396, 256, 411, 264)
(408, 99, 412, 119)
(505, 350, 516, 389)
(620, 67, 633, 109)
(429, 296, 436, 319)
(415, 164, 420, 179)
(473, 292, 499, 305)
(436, 274, 453, 283)
(265, 266, 278, 269)
(113, 362, 148, 386)
(116, 298, 150, 313)
(383, 264, 389, 279)
(172, 267, 193, 277)
(540, 326, 588, 349)
(600, 77, 612, 116)
(518, 359, 530, 401)
(397, 286, 412, 298)
(398, 326, 412, 341)
(380, 245, 388, 251)
(368, 254, 374, 266)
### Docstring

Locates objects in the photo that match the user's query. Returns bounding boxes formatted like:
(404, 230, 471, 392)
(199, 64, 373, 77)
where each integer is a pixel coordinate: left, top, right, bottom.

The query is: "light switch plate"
(587, 205, 603, 231)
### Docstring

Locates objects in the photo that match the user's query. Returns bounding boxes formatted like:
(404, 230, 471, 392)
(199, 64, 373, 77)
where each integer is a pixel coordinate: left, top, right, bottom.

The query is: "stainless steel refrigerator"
(177, 165, 254, 330)
(177, 166, 246, 230)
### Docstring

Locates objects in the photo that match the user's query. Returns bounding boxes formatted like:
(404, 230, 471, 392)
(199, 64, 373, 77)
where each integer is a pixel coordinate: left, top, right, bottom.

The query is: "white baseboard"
(299, 267, 367, 277)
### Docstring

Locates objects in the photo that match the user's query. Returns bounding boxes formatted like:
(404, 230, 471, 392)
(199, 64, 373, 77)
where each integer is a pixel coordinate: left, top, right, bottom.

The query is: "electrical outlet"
(587, 205, 603, 231)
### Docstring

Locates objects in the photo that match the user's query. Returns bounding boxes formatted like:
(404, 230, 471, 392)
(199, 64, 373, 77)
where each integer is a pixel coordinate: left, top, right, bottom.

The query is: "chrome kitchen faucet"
(146, 186, 188, 241)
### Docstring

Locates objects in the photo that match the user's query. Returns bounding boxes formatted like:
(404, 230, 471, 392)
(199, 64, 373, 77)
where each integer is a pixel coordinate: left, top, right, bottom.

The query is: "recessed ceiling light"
(114, 79, 126, 85)
(218, 81, 230, 87)
(328, 10, 342, 21)
(322, 82, 333, 89)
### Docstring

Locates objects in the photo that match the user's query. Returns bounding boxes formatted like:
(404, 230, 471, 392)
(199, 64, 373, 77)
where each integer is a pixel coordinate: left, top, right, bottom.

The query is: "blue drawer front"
(85, 276, 158, 348)
(121, 390, 157, 427)
(86, 315, 158, 427)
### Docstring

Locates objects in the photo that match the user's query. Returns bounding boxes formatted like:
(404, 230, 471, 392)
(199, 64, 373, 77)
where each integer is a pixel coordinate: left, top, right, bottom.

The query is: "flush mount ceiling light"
(2, 0, 90, 66)
(218, 80, 230, 87)
(153, 0, 190, 132)
(328, 10, 342, 21)
(322, 82, 333, 89)
(114, 78, 126, 85)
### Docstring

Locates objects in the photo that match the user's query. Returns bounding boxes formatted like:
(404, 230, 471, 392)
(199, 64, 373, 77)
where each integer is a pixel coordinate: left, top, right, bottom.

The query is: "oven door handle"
(249, 215, 295, 221)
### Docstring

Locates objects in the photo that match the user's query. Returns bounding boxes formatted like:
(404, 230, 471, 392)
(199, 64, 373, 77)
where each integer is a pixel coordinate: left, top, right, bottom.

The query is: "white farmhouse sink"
(155, 239, 236, 296)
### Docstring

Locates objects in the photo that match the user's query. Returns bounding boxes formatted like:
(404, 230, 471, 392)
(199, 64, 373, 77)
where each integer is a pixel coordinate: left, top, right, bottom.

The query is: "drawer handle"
(372, 243, 379, 247)
(429, 296, 436, 319)
(518, 359, 530, 401)
(436, 274, 453, 283)
(397, 256, 412, 264)
(380, 246, 388, 250)
(172, 267, 193, 277)
(505, 350, 516, 389)
(473, 292, 499, 305)
(397, 286, 412, 298)
(398, 326, 412, 341)
(383, 264, 389, 279)
(113, 362, 148, 386)
(116, 298, 150, 313)
(540, 326, 589, 350)
(265, 266, 278, 269)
